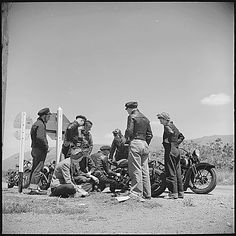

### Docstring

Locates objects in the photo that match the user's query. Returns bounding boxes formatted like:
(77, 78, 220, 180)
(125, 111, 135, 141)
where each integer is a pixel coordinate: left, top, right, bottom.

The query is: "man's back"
(90, 152, 106, 172)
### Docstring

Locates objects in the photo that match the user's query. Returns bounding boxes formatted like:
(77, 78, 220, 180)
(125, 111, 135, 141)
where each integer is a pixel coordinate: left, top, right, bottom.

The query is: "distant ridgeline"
(2, 135, 234, 172)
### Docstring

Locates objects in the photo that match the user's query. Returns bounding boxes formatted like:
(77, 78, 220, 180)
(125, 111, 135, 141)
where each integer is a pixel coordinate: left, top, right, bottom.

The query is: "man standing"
(124, 101, 153, 201)
(28, 107, 52, 194)
(80, 120, 93, 156)
(157, 112, 185, 199)
(61, 115, 87, 159)
(109, 129, 129, 162)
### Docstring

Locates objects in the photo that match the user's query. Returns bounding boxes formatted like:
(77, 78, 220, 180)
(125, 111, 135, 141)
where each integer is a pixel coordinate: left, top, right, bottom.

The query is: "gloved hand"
(90, 175, 99, 184)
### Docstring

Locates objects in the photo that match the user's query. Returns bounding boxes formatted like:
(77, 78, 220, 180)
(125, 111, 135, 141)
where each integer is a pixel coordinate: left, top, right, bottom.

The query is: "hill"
(2, 144, 104, 171)
(2, 134, 234, 171)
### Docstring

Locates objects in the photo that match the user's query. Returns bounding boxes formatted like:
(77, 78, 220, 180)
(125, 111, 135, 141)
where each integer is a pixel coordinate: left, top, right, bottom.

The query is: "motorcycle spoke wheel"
(190, 167, 217, 194)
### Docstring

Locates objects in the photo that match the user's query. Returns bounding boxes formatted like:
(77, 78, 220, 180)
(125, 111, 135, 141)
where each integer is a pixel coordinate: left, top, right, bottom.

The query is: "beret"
(100, 145, 111, 151)
(76, 115, 87, 121)
(37, 108, 52, 116)
(125, 101, 138, 110)
(157, 112, 170, 121)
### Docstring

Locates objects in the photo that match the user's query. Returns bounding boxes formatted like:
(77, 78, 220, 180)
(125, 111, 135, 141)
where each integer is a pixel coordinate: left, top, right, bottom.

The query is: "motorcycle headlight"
(180, 157, 188, 167)
(42, 166, 50, 174)
(192, 149, 200, 157)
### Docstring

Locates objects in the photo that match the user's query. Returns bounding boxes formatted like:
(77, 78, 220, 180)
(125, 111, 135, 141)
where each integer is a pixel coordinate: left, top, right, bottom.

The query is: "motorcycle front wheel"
(190, 167, 217, 194)
(7, 182, 15, 188)
(151, 171, 166, 197)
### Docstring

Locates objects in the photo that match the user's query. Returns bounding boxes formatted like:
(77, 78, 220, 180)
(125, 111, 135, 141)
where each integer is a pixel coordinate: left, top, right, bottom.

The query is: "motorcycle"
(38, 160, 56, 190)
(108, 159, 162, 194)
(6, 160, 32, 188)
(151, 148, 217, 197)
(6, 160, 55, 190)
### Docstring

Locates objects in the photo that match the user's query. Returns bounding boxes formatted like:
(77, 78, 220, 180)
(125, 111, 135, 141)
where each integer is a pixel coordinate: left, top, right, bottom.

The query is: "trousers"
(128, 139, 151, 198)
(51, 184, 76, 198)
(93, 170, 123, 192)
(29, 147, 47, 188)
(164, 143, 184, 194)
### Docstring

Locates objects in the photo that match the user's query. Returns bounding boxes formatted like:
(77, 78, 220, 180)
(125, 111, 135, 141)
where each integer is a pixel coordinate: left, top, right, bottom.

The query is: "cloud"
(201, 93, 231, 106)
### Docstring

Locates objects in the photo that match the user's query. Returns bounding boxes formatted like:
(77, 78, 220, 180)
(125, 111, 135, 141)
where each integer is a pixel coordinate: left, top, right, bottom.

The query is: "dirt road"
(2, 184, 234, 234)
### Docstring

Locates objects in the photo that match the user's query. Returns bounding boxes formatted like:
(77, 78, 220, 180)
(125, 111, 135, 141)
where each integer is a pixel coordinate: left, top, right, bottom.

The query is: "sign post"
(56, 107, 63, 165)
(18, 112, 26, 193)
(46, 109, 70, 163)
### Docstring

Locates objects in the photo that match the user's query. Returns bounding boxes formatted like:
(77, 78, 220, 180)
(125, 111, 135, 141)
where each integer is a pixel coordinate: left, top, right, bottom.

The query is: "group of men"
(27, 101, 185, 201)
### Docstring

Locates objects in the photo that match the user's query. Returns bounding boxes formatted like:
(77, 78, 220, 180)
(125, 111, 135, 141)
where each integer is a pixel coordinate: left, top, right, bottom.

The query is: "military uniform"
(157, 112, 185, 198)
(29, 108, 51, 191)
(91, 146, 123, 191)
(61, 115, 87, 158)
(109, 135, 129, 161)
(61, 120, 81, 158)
(125, 102, 153, 199)
(50, 158, 77, 197)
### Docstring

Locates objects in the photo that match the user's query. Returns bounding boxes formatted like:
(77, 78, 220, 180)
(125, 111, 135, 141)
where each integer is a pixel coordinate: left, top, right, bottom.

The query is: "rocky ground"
(2, 183, 234, 234)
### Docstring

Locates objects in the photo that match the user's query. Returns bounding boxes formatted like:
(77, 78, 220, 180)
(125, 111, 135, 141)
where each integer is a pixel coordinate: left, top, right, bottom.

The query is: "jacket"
(50, 158, 74, 188)
(125, 109, 153, 145)
(80, 129, 93, 155)
(64, 120, 81, 145)
(30, 117, 49, 152)
(109, 136, 129, 161)
(90, 151, 117, 176)
(163, 121, 185, 147)
(73, 155, 96, 177)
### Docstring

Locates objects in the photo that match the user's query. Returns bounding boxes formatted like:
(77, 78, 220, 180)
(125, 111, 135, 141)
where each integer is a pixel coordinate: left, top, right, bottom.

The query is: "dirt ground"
(2, 183, 235, 234)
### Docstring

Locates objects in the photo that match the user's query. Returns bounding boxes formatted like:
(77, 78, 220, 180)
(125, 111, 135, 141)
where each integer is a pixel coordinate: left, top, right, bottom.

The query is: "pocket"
(143, 142, 150, 156)
(170, 146, 179, 157)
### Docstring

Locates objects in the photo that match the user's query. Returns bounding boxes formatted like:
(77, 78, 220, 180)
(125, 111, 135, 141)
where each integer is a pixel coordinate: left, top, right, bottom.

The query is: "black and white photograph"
(2, 2, 234, 234)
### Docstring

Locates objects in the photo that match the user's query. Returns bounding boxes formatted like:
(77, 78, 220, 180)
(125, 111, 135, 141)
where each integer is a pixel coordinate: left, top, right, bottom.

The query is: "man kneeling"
(50, 148, 97, 198)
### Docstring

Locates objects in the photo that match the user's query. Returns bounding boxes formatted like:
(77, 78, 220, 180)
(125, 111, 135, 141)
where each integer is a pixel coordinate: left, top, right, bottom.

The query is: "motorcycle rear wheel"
(7, 182, 15, 188)
(22, 172, 31, 188)
(190, 167, 217, 194)
(151, 171, 166, 197)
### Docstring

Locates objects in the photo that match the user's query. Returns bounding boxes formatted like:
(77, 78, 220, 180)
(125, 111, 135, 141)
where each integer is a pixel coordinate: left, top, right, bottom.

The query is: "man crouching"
(50, 147, 98, 198)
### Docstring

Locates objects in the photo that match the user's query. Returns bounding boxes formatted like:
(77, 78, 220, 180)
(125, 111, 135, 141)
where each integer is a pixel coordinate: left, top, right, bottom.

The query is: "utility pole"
(2, 2, 11, 144)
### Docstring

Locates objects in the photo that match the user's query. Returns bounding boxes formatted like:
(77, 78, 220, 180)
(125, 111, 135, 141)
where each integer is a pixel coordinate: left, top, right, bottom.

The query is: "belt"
(133, 137, 146, 141)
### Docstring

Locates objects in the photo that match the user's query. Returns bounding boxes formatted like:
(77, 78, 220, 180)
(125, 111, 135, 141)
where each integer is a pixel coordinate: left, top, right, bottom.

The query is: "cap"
(157, 112, 170, 121)
(125, 101, 138, 110)
(100, 145, 111, 151)
(37, 108, 52, 116)
(85, 120, 93, 125)
(76, 115, 87, 121)
(112, 128, 121, 134)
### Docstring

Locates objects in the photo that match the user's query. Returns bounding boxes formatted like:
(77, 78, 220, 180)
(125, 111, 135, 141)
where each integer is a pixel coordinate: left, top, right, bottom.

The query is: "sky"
(2, 2, 234, 159)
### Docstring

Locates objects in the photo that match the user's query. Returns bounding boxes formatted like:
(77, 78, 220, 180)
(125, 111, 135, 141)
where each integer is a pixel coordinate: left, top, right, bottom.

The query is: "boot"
(178, 191, 184, 198)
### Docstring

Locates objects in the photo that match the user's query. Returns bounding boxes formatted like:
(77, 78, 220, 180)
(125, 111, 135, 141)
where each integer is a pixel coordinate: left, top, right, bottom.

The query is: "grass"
(2, 196, 89, 215)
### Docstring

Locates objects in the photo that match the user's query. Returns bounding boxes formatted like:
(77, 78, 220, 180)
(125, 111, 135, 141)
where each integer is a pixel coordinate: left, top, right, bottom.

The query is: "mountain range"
(2, 134, 234, 171)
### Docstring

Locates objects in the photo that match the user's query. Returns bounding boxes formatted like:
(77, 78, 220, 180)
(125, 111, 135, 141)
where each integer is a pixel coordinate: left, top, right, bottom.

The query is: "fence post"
(56, 107, 63, 165)
(18, 112, 26, 193)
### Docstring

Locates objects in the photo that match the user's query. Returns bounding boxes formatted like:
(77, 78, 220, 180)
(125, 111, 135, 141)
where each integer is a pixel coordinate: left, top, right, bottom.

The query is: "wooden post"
(2, 3, 11, 143)
(56, 107, 63, 165)
(18, 112, 26, 193)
